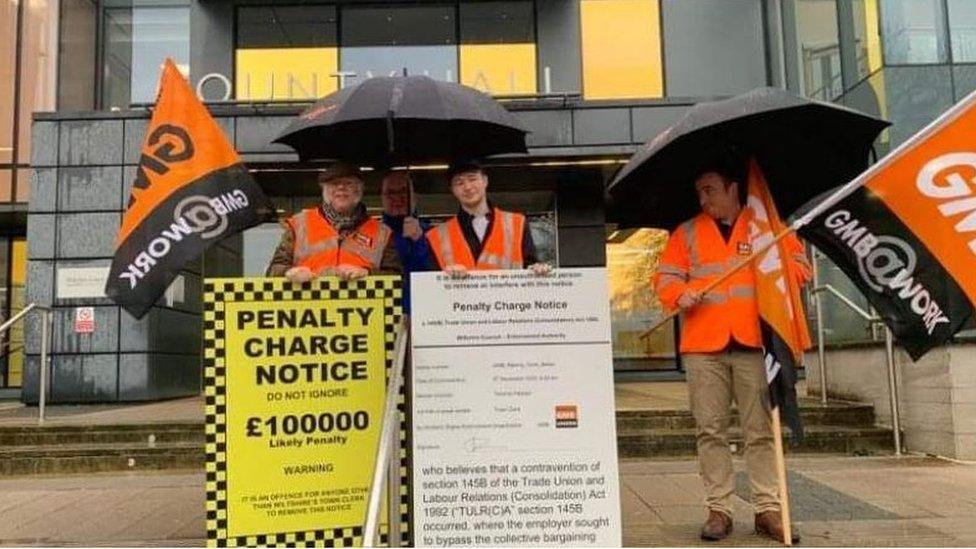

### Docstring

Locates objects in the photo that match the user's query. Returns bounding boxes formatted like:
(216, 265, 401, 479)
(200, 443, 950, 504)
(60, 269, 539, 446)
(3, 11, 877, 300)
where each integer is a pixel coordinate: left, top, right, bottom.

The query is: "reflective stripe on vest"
(428, 208, 523, 270)
(289, 209, 389, 270)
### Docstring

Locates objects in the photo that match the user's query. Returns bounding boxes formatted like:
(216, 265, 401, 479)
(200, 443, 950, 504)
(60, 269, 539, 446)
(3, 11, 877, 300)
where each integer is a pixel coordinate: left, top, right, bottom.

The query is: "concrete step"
(0, 441, 203, 476)
(617, 425, 896, 458)
(0, 422, 204, 446)
(615, 402, 875, 432)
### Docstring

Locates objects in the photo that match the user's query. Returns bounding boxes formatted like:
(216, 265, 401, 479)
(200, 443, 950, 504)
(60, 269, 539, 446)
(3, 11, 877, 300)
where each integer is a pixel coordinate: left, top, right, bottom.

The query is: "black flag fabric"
(797, 186, 973, 360)
(746, 160, 812, 441)
(795, 91, 976, 360)
(106, 59, 272, 319)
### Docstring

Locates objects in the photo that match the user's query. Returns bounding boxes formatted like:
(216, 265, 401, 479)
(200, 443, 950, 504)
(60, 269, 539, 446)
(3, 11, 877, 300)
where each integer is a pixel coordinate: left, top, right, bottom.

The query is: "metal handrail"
(811, 284, 877, 322)
(809, 248, 902, 456)
(0, 302, 36, 333)
(0, 303, 53, 425)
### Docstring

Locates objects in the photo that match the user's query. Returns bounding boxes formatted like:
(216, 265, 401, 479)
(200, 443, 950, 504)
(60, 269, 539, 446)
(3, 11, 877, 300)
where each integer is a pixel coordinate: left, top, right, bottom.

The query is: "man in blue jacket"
(380, 169, 430, 314)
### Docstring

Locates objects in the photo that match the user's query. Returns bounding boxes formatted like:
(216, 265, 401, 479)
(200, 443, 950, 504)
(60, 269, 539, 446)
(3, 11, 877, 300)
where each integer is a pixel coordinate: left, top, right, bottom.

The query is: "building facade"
(13, 0, 976, 457)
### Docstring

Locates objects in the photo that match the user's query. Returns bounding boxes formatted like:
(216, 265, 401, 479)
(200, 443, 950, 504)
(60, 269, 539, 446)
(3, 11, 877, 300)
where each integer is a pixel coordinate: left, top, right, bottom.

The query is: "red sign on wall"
(74, 307, 95, 334)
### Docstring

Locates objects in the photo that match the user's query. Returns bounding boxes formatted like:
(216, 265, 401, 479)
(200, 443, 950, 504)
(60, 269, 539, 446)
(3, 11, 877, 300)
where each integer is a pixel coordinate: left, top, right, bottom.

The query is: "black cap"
(318, 162, 362, 184)
(446, 159, 484, 181)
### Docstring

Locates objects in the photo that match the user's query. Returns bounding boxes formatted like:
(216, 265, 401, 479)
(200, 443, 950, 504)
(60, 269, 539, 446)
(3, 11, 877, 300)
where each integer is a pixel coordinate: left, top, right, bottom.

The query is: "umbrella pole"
(640, 228, 796, 340)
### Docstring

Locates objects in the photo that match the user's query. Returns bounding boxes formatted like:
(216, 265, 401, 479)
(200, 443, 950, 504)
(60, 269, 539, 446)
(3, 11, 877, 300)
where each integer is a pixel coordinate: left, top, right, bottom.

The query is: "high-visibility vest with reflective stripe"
(426, 208, 525, 270)
(654, 212, 760, 353)
(287, 208, 391, 273)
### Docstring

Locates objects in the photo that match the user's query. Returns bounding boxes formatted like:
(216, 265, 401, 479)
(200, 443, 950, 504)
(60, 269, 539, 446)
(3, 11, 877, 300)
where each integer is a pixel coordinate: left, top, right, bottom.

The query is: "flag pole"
(641, 85, 976, 341)
(771, 406, 794, 546)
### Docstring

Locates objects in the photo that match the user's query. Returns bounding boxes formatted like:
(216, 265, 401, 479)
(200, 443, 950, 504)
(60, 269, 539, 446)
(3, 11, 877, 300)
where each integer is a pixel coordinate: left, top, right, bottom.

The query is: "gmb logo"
(855, 234, 917, 293)
(174, 195, 228, 240)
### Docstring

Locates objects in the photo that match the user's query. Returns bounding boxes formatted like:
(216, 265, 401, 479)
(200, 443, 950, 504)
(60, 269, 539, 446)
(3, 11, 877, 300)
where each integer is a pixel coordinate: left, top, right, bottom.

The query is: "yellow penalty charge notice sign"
(203, 276, 403, 547)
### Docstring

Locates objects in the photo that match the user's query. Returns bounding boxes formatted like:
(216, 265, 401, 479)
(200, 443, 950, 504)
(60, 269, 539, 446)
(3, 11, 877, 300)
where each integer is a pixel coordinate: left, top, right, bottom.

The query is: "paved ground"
(0, 455, 974, 547)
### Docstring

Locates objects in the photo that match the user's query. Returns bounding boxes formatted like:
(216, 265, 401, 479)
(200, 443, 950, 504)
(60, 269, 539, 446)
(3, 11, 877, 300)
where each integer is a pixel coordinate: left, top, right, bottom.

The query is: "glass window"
(952, 65, 976, 101)
(459, 1, 536, 95)
(101, 7, 132, 110)
(340, 4, 457, 86)
(880, 0, 947, 64)
(14, 169, 28, 203)
(237, 6, 337, 49)
(1, 0, 17, 164)
(236, 48, 339, 100)
(839, 70, 891, 152)
(660, 0, 766, 97)
(129, 7, 189, 104)
(581, 0, 663, 100)
(6, 238, 26, 388)
(852, 0, 884, 79)
(0, 170, 11, 202)
(101, 6, 189, 109)
(607, 228, 675, 366)
(795, 0, 842, 101)
(18, 0, 58, 164)
(948, 0, 976, 62)
(235, 6, 338, 100)
(882, 65, 953, 146)
(58, 0, 97, 111)
(0, 237, 7, 388)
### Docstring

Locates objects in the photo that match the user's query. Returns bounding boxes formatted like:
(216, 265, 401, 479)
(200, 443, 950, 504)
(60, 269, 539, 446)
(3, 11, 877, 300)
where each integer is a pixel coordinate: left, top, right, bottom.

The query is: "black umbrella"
(607, 87, 890, 230)
(273, 75, 528, 164)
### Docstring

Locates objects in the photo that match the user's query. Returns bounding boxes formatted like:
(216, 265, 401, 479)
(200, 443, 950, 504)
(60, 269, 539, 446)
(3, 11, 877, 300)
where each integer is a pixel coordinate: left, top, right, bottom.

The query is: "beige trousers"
(684, 351, 780, 516)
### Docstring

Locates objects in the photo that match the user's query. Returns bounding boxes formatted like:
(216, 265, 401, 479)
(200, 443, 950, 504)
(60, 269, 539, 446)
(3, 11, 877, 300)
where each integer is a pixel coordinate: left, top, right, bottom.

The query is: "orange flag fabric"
(746, 158, 810, 439)
(106, 59, 271, 318)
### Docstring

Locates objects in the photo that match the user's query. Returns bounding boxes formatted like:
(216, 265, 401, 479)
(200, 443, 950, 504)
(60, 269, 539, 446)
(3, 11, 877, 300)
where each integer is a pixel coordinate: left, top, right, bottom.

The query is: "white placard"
(410, 268, 622, 547)
(56, 267, 110, 299)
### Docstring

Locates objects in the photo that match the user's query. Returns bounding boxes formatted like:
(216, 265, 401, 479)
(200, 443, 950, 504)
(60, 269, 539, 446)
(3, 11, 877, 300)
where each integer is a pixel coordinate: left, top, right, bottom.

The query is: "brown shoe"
(700, 510, 733, 541)
(755, 510, 801, 544)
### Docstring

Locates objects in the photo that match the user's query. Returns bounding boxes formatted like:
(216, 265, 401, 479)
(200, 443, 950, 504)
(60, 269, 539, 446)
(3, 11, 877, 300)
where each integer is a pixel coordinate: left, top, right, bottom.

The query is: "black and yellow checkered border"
(203, 276, 407, 547)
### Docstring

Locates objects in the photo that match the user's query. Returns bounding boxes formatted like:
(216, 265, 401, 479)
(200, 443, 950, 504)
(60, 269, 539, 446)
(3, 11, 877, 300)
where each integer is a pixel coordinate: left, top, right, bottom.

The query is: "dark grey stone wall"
(24, 113, 202, 404)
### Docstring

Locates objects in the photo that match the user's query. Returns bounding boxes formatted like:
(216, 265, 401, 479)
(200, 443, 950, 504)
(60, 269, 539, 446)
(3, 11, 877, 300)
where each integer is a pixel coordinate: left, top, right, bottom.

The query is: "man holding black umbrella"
(655, 156, 808, 544)
(426, 160, 550, 276)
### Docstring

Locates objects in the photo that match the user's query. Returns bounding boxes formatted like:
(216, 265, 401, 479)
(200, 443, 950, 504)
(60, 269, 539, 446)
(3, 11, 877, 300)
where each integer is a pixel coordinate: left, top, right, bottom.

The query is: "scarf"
(321, 202, 368, 234)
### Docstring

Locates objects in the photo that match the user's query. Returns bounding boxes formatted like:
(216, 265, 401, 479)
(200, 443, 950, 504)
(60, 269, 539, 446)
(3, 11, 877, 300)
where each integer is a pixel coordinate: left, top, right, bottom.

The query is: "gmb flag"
(746, 159, 811, 440)
(106, 59, 272, 319)
(796, 91, 976, 360)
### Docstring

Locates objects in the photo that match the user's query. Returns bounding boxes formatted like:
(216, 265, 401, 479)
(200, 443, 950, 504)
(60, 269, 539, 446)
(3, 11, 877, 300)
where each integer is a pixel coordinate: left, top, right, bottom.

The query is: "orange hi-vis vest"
(287, 208, 392, 273)
(427, 208, 525, 270)
(654, 213, 760, 353)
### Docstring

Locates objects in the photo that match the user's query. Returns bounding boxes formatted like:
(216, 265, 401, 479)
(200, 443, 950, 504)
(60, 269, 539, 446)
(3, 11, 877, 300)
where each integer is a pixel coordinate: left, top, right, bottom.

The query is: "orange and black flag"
(796, 90, 976, 360)
(746, 159, 812, 440)
(106, 59, 272, 318)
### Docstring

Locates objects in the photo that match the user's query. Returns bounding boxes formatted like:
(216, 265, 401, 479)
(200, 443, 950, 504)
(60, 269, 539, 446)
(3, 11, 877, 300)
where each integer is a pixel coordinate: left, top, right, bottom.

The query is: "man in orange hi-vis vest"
(426, 160, 550, 276)
(654, 157, 810, 543)
(266, 162, 401, 282)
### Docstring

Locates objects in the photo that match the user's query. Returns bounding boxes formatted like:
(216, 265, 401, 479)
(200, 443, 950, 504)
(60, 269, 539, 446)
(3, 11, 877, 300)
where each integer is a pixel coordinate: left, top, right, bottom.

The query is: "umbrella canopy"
(274, 75, 528, 164)
(607, 87, 890, 230)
